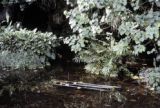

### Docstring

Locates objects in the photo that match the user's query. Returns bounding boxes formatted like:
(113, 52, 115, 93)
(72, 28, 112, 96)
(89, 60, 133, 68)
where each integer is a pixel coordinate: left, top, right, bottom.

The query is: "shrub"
(0, 25, 60, 95)
(64, 0, 160, 76)
(0, 50, 43, 69)
(0, 25, 60, 69)
(139, 67, 160, 93)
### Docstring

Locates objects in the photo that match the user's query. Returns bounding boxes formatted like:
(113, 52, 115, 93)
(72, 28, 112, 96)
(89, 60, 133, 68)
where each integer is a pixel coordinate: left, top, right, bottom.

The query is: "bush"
(0, 25, 60, 69)
(0, 50, 43, 69)
(139, 67, 160, 93)
(0, 25, 60, 95)
(64, 0, 160, 76)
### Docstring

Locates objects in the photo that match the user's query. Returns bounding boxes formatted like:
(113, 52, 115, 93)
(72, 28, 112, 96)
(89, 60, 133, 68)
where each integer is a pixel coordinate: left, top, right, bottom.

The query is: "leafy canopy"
(64, 0, 160, 75)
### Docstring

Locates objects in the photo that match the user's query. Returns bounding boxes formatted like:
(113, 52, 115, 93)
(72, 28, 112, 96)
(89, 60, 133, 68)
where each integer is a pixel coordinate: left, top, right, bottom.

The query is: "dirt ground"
(0, 64, 160, 108)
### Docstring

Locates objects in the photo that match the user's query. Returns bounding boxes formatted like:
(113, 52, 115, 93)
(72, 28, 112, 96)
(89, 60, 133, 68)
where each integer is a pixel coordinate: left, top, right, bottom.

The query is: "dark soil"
(0, 64, 160, 108)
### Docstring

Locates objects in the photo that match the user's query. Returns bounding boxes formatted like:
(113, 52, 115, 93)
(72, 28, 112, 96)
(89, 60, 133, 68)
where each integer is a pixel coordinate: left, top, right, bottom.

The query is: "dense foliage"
(0, 25, 59, 69)
(0, 0, 160, 93)
(64, 0, 160, 76)
(139, 67, 160, 93)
